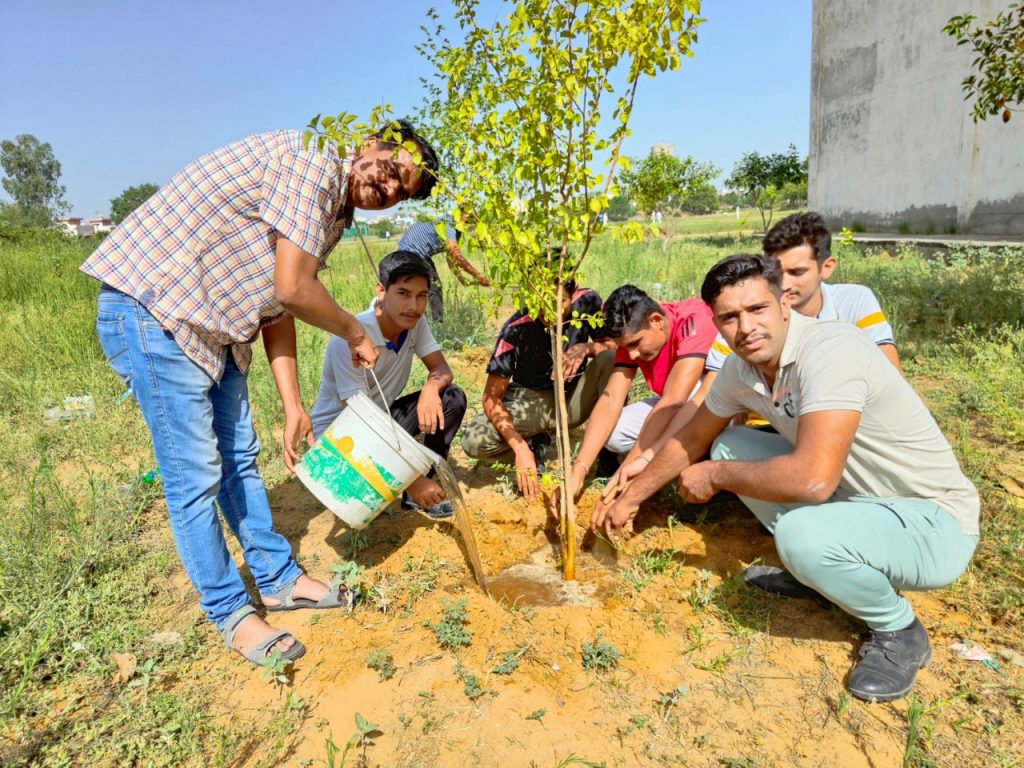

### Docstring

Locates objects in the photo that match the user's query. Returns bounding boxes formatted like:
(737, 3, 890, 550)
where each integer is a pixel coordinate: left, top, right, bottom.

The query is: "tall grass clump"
(0, 232, 274, 765)
(833, 243, 1024, 348)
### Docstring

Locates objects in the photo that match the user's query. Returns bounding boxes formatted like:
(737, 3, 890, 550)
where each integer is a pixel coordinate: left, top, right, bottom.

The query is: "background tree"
(776, 178, 808, 210)
(369, 218, 395, 238)
(726, 144, 806, 230)
(719, 189, 754, 208)
(110, 183, 159, 225)
(944, 2, 1023, 123)
(607, 194, 635, 222)
(0, 134, 69, 228)
(412, 0, 703, 578)
(678, 180, 720, 214)
(618, 151, 719, 214)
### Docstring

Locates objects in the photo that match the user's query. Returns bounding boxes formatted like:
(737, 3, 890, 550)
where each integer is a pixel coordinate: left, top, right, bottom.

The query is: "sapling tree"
(618, 151, 719, 215)
(726, 145, 806, 231)
(419, 0, 703, 578)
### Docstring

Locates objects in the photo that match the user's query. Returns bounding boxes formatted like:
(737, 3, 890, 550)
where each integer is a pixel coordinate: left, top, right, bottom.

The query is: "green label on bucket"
(302, 433, 404, 514)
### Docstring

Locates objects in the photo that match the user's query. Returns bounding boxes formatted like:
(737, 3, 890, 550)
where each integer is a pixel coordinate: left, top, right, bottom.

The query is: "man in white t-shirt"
(310, 251, 467, 518)
(595, 254, 978, 704)
(705, 211, 900, 376)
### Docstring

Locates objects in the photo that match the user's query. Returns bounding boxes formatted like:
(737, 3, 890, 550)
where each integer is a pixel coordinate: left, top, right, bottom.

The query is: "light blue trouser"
(97, 285, 302, 629)
(711, 427, 979, 631)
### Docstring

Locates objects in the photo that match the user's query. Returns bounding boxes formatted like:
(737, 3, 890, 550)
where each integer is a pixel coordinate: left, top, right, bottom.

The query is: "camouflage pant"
(460, 350, 615, 458)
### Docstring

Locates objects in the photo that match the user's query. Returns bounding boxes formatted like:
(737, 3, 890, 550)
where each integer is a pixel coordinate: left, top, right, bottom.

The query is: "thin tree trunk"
(551, 282, 577, 581)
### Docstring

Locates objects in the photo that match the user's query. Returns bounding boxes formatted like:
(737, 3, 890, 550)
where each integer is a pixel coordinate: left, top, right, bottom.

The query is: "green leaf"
(354, 712, 378, 735)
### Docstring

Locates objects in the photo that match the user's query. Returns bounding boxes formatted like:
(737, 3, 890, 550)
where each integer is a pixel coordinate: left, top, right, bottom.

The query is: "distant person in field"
(564, 285, 716, 504)
(461, 274, 615, 501)
(609, 211, 903, 478)
(310, 250, 466, 519)
(396, 218, 491, 322)
(596, 254, 978, 703)
(81, 120, 438, 666)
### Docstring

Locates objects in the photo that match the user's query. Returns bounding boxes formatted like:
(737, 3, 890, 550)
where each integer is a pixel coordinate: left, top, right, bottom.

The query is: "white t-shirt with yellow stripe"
(705, 282, 895, 373)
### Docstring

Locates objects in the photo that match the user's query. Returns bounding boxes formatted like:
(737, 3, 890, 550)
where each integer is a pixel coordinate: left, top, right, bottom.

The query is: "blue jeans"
(711, 426, 978, 631)
(96, 285, 301, 629)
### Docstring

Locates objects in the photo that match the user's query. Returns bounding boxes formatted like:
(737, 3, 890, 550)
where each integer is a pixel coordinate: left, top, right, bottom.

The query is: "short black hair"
(373, 118, 439, 200)
(700, 254, 782, 308)
(378, 250, 431, 288)
(601, 285, 662, 338)
(763, 211, 832, 264)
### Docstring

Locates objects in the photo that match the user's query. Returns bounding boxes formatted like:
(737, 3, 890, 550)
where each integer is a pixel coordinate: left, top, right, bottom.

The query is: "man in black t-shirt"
(461, 285, 615, 500)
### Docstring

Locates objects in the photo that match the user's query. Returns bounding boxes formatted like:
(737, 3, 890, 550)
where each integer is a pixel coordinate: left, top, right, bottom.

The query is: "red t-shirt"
(613, 299, 716, 396)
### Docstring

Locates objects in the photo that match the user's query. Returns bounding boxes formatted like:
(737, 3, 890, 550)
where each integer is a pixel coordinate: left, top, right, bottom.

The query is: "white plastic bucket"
(295, 392, 438, 529)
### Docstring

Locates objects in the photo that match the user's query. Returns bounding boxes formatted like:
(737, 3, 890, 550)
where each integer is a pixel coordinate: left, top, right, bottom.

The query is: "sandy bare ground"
(164, 443, 1022, 768)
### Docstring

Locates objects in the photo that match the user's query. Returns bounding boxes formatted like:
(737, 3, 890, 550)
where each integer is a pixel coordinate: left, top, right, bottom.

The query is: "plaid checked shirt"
(81, 129, 353, 381)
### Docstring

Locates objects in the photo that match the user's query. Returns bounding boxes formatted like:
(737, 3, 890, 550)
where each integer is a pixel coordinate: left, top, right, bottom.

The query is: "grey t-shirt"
(310, 307, 441, 438)
(705, 311, 980, 535)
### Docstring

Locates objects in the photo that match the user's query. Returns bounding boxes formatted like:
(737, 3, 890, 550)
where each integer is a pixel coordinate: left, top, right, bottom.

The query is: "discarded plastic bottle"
(141, 468, 161, 485)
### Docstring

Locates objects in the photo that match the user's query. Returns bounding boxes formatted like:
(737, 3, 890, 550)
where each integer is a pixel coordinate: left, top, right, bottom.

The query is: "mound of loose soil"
(199, 451, 1023, 768)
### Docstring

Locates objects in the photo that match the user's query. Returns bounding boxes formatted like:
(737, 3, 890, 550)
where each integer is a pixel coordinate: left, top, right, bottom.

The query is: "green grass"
(1, 222, 1023, 765)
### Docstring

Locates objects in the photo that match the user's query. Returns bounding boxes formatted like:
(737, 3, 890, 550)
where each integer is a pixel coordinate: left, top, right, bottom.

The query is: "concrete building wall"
(810, 0, 1024, 235)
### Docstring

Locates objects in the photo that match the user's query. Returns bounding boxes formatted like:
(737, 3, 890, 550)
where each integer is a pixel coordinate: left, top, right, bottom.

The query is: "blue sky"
(0, 1, 811, 218)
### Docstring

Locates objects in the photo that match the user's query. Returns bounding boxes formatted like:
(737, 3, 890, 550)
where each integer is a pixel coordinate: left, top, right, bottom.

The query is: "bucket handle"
(363, 367, 406, 454)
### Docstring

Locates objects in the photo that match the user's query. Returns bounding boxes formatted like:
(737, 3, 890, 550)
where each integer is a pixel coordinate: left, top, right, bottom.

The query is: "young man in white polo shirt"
(310, 251, 467, 518)
(595, 254, 979, 703)
(705, 211, 900, 378)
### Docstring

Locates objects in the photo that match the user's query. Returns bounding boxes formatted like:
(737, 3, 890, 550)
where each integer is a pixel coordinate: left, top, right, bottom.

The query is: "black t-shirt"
(486, 289, 603, 390)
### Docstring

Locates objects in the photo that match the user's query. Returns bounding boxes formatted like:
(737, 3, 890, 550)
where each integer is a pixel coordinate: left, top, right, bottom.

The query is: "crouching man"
(460, 278, 614, 500)
(310, 250, 467, 518)
(596, 254, 979, 702)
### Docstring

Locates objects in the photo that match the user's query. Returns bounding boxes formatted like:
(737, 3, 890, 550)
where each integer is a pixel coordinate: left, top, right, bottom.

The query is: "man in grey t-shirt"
(594, 254, 978, 704)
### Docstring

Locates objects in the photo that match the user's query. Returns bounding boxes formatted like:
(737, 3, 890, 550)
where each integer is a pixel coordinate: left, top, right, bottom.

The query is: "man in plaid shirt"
(82, 120, 438, 664)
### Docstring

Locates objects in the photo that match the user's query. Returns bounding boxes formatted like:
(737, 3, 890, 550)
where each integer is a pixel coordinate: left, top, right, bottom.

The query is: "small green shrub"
(581, 633, 622, 671)
(365, 649, 396, 681)
(425, 599, 472, 650)
(457, 664, 488, 700)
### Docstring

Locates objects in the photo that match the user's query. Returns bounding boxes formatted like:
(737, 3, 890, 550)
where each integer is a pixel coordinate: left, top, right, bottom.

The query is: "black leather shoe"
(848, 617, 932, 702)
(743, 565, 831, 605)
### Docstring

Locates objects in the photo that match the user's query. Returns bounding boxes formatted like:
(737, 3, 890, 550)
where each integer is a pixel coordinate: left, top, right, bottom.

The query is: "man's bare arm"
(691, 409, 860, 504)
(878, 343, 901, 372)
(593, 403, 731, 534)
(274, 237, 378, 366)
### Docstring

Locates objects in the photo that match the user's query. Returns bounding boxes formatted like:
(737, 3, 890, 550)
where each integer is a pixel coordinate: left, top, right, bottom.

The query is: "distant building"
(651, 142, 676, 157)
(810, 0, 1024, 235)
(57, 217, 83, 236)
(57, 215, 114, 236)
(88, 215, 113, 234)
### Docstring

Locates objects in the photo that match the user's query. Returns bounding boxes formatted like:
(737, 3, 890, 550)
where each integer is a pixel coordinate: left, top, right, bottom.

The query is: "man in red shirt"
(567, 284, 716, 500)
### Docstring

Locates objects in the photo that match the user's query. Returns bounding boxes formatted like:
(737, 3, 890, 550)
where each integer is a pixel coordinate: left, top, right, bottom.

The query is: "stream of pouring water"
(432, 459, 489, 594)
(363, 366, 488, 594)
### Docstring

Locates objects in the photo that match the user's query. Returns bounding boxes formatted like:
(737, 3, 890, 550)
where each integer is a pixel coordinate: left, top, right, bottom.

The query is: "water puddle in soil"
(488, 539, 621, 607)
(432, 460, 621, 607)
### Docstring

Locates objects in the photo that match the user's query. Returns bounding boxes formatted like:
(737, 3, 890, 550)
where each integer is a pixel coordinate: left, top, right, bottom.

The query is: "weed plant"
(581, 632, 622, 671)
(365, 649, 396, 681)
(425, 599, 472, 650)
